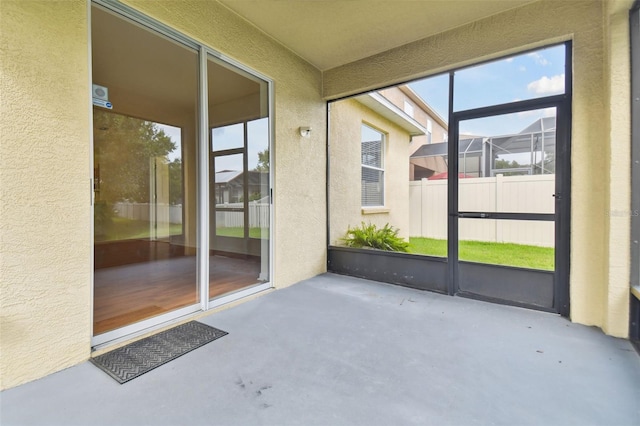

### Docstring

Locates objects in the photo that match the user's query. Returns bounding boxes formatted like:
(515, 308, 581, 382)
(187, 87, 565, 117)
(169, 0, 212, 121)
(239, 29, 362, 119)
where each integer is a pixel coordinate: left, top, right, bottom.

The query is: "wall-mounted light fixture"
(299, 126, 312, 138)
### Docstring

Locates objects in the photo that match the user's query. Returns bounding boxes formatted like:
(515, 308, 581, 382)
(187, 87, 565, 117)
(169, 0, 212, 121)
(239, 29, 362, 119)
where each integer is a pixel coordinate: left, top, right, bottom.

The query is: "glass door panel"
(458, 218, 555, 270)
(92, 4, 199, 336)
(455, 107, 559, 310)
(208, 55, 270, 300)
(248, 118, 271, 281)
(213, 153, 245, 240)
(453, 44, 566, 111)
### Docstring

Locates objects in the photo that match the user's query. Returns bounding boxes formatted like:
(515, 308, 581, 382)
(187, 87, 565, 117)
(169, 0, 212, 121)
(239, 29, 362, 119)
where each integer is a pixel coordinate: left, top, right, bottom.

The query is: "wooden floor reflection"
(93, 255, 262, 335)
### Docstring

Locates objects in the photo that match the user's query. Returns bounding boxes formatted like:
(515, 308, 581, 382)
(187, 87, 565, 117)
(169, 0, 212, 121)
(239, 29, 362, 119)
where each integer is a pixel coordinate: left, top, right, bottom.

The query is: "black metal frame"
(327, 41, 572, 317)
(328, 246, 448, 293)
(630, 1, 640, 346)
(447, 42, 572, 315)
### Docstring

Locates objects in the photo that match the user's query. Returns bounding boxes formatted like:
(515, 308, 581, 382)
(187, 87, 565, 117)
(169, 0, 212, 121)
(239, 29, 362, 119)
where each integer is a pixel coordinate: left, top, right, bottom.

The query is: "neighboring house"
(214, 170, 269, 204)
(378, 85, 449, 180)
(1, 0, 638, 391)
(329, 88, 433, 243)
(410, 117, 556, 178)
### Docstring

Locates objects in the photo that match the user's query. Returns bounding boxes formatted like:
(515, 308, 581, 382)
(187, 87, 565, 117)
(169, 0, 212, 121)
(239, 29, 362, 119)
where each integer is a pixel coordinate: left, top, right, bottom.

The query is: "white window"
(361, 124, 385, 206)
(404, 100, 414, 117)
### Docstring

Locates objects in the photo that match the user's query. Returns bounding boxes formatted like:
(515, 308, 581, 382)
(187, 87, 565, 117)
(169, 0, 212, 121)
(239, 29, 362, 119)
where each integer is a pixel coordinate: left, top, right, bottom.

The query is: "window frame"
(360, 123, 386, 208)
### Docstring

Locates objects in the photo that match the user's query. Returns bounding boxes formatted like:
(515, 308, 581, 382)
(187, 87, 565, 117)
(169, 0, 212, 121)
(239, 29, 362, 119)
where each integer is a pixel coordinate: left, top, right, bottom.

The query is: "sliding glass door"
(207, 55, 270, 302)
(92, 3, 271, 344)
(92, 5, 200, 338)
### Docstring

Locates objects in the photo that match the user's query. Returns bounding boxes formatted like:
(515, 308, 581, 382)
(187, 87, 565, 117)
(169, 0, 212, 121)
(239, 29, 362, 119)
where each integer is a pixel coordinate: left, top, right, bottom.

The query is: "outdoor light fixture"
(299, 126, 312, 138)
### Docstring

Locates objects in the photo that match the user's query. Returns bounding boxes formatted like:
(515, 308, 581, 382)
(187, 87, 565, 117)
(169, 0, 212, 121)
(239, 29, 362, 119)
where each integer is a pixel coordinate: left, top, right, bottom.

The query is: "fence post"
(495, 174, 504, 243)
(421, 178, 428, 237)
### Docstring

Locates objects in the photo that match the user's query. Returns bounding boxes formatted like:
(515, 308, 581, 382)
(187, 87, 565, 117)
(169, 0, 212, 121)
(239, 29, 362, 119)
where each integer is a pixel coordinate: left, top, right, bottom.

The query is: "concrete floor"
(2, 273, 639, 426)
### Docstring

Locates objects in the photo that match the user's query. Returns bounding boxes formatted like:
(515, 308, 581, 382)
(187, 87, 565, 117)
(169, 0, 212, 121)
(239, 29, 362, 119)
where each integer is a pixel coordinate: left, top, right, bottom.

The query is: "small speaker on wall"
(92, 84, 109, 101)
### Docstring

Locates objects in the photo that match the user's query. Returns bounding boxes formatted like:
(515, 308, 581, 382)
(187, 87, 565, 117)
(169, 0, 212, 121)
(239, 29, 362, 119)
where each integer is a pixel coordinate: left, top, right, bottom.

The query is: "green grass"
(96, 217, 183, 242)
(96, 219, 268, 242)
(408, 237, 554, 271)
(215, 227, 269, 239)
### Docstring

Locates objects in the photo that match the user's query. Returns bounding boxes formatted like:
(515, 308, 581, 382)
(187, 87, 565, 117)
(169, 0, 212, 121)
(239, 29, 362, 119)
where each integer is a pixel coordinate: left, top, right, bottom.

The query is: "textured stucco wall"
(604, 5, 632, 337)
(323, 0, 627, 336)
(377, 87, 448, 149)
(0, 0, 326, 390)
(123, 0, 327, 290)
(329, 99, 411, 245)
(0, 1, 92, 389)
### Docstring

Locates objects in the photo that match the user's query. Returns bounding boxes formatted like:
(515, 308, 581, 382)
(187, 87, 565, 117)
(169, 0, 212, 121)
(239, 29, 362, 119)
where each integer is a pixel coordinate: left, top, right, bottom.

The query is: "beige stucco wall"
(377, 87, 447, 181)
(1, 0, 634, 391)
(604, 4, 633, 337)
(0, 0, 327, 390)
(0, 1, 93, 390)
(329, 99, 411, 245)
(324, 0, 630, 336)
(378, 87, 448, 146)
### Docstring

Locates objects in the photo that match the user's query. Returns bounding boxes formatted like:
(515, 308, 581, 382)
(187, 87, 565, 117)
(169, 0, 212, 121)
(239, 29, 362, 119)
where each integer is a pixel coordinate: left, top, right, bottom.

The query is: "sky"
(157, 45, 565, 170)
(408, 44, 565, 137)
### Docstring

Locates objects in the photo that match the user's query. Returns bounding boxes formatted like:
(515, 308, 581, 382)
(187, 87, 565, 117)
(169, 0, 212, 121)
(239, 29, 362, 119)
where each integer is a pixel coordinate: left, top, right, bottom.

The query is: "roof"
(411, 117, 556, 159)
(214, 170, 242, 184)
(355, 92, 426, 136)
(215, 170, 269, 185)
(411, 138, 484, 158)
(518, 116, 556, 134)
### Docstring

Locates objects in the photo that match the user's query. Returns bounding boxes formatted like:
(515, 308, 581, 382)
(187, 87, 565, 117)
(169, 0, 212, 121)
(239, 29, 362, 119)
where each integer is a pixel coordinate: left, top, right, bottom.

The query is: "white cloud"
(528, 52, 550, 66)
(519, 65, 527, 72)
(505, 57, 514, 63)
(527, 74, 565, 95)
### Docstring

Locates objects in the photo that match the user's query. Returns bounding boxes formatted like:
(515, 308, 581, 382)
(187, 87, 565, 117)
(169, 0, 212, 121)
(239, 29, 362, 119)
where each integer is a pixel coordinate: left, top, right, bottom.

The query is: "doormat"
(91, 321, 228, 384)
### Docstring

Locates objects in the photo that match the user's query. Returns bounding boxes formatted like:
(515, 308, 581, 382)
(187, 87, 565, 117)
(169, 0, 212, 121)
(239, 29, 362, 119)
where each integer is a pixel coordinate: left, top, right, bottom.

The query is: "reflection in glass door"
(92, 4, 200, 338)
(207, 56, 270, 301)
(92, 3, 271, 344)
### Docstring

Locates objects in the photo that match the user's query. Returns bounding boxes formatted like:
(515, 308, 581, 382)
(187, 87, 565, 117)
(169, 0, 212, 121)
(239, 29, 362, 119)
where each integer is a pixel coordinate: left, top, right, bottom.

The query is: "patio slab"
(2, 273, 639, 425)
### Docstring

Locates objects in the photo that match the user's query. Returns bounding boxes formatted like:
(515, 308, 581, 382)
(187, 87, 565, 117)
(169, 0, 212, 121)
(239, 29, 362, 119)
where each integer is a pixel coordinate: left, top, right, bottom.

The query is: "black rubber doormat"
(91, 321, 228, 384)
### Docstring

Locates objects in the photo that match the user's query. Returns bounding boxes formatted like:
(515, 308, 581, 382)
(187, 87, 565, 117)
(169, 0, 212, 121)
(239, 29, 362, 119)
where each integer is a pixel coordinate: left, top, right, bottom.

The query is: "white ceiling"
(92, 5, 263, 126)
(218, 0, 537, 71)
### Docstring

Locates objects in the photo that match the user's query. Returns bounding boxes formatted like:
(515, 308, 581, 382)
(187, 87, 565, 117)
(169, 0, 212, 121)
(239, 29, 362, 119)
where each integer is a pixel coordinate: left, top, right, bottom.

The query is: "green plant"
(342, 222, 409, 252)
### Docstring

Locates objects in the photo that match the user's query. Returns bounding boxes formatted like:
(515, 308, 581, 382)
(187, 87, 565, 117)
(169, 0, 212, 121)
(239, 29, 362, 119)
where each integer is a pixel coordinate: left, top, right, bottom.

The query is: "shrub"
(341, 222, 409, 252)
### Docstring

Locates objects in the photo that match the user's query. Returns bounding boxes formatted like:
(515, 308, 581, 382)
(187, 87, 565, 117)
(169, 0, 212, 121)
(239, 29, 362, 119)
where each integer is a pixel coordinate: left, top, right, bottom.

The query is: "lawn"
(408, 237, 554, 270)
(97, 219, 269, 241)
(216, 227, 268, 239)
(96, 217, 183, 241)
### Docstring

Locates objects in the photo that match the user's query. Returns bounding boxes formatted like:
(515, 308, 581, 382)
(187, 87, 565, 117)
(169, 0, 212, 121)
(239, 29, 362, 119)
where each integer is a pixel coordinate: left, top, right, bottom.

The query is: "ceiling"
(93, 5, 263, 127)
(218, 0, 537, 71)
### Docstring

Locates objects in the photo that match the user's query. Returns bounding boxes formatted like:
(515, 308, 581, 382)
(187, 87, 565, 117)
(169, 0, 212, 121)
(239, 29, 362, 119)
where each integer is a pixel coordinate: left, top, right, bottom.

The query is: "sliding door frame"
(90, 0, 274, 348)
(630, 1, 640, 345)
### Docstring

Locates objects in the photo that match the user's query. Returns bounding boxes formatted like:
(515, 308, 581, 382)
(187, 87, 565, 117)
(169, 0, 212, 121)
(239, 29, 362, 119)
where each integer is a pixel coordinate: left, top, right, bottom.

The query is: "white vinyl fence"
(114, 201, 270, 228)
(409, 174, 555, 247)
(214, 202, 270, 228)
(114, 202, 182, 224)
